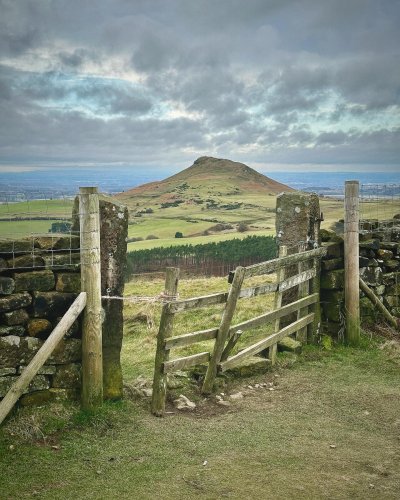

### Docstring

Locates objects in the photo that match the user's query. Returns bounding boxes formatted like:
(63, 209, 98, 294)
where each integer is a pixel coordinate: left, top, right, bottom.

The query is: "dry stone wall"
(0, 235, 82, 405)
(321, 216, 400, 336)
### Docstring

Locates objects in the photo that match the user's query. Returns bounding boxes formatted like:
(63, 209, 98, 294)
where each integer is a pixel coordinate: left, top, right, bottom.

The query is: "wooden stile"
(151, 267, 180, 417)
(359, 278, 399, 330)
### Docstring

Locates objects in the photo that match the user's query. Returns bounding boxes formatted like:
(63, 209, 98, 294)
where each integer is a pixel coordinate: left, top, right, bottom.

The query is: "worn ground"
(0, 335, 399, 499)
(1, 277, 400, 499)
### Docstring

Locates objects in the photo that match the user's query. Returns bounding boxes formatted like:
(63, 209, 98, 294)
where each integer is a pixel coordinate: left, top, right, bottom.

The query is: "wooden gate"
(152, 245, 327, 416)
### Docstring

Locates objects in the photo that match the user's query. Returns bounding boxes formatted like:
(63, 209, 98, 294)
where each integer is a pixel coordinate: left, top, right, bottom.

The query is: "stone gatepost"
(73, 194, 128, 400)
(275, 192, 322, 339)
(275, 192, 321, 251)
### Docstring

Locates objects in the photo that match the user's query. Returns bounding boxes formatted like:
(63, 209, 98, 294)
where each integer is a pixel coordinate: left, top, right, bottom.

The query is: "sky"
(0, 0, 399, 174)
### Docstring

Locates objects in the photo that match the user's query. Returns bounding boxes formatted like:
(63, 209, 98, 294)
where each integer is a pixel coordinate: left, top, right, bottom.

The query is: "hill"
(118, 156, 292, 205)
(117, 156, 294, 250)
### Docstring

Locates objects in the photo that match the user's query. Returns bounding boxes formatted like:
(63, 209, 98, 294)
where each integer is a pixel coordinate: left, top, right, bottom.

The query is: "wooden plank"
(279, 268, 316, 292)
(168, 291, 228, 313)
(228, 293, 318, 335)
(308, 255, 322, 342)
(219, 313, 315, 372)
(151, 267, 180, 417)
(244, 247, 327, 278)
(163, 352, 210, 373)
(239, 282, 278, 298)
(344, 180, 360, 345)
(221, 330, 243, 362)
(202, 267, 246, 394)
(164, 327, 219, 349)
(79, 187, 103, 410)
(0, 292, 87, 425)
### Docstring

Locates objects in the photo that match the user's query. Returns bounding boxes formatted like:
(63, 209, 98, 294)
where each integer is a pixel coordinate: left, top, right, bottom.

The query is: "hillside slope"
(118, 156, 293, 205)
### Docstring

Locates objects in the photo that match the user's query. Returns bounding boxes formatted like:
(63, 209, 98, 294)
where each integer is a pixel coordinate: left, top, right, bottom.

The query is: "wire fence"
(0, 190, 80, 270)
(359, 184, 400, 234)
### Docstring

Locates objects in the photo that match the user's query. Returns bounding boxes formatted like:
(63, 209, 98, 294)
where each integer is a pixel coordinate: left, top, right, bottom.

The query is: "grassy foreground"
(1, 276, 400, 499)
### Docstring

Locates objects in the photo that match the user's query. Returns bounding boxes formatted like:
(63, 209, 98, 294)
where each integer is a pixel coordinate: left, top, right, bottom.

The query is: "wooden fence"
(151, 245, 327, 416)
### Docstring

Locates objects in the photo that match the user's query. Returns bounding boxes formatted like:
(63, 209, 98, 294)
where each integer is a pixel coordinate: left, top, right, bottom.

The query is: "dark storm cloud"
(0, 0, 399, 168)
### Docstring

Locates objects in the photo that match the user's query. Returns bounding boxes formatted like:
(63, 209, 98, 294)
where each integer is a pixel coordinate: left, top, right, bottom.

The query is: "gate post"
(79, 187, 103, 410)
(344, 181, 360, 345)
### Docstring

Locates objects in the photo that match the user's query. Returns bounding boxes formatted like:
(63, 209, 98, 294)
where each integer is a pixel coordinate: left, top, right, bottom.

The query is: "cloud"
(0, 0, 399, 169)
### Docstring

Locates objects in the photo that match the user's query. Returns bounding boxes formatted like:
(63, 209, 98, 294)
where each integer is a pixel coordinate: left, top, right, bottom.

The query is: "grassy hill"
(117, 156, 296, 249)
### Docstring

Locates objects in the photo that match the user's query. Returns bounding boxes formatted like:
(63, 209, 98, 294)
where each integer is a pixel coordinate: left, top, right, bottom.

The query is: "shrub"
(175, 232, 184, 238)
(237, 222, 249, 233)
(146, 235, 159, 240)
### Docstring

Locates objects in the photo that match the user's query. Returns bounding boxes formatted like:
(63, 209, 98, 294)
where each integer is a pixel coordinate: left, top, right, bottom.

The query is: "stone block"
(359, 239, 380, 251)
(278, 336, 302, 354)
(32, 291, 77, 318)
(2, 308, 29, 326)
(360, 266, 383, 286)
(27, 318, 53, 337)
(0, 277, 15, 295)
(0, 374, 49, 397)
(20, 390, 52, 406)
(380, 242, 399, 253)
(321, 241, 343, 259)
(321, 290, 344, 322)
(0, 335, 42, 367)
(359, 256, 369, 268)
(360, 297, 377, 319)
(224, 356, 271, 377)
(377, 249, 393, 260)
(0, 325, 26, 336)
(52, 363, 81, 389)
(18, 364, 56, 375)
(33, 235, 80, 250)
(0, 258, 8, 272)
(384, 259, 400, 271)
(321, 258, 343, 271)
(384, 296, 399, 308)
(0, 239, 31, 254)
(382, 272, 400, 285)
(14, 270, 55, 292)
(7, 254, 45, 270)
(374, 285, 385, 295)
(0, 368, 16, 376)
(386, 283, 400, 295)
(0, 292, 31, 313)
(42, 252, 80, 271)
(56, 273, 81, 293)
(49, 339, 81, 364)
(320, 269, 344, 290)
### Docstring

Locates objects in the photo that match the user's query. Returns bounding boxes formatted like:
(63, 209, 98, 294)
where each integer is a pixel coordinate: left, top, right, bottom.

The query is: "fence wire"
(359, 183, 400, 234)
(0, 190, 81, 270)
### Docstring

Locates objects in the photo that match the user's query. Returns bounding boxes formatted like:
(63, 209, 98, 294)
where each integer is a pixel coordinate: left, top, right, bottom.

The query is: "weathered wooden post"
(269, 245, 287, 364)
(202, 266, 246, 394)
(79, 187, 103, 409)
(151, 267, 180, 417)
(344, 180, 360, 345)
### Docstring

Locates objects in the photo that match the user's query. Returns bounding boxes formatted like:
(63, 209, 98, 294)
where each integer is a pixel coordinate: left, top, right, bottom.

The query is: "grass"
(1, 328, 399, 499)
(1, 274, 400, 498)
